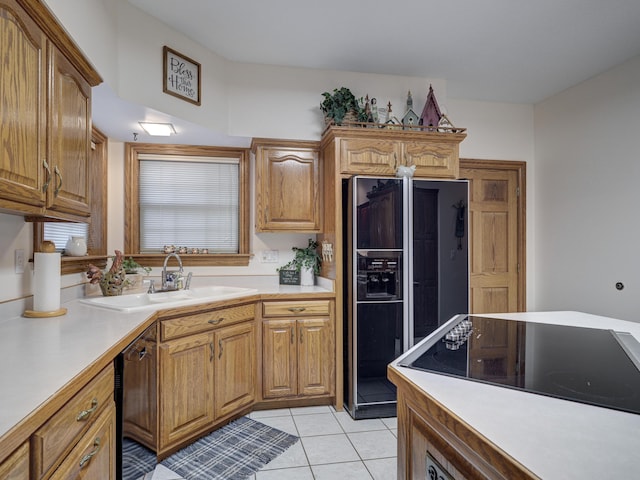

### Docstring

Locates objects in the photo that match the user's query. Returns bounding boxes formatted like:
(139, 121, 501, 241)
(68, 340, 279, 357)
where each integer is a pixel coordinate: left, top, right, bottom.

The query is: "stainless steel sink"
(80, 286, 257, 313)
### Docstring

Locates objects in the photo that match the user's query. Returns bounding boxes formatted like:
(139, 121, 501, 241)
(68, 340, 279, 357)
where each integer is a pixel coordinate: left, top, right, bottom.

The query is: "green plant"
(278, 239, 322, 275)
(320, 87, 364, 125)
(121, 256, 151, 275)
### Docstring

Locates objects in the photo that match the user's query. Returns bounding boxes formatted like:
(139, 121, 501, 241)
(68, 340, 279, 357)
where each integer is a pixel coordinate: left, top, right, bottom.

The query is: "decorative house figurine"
(438, 113, 456, 132)
(385, 101, 401, 129)
(420, 84, 442, 130)
(401, 91, 420, 129)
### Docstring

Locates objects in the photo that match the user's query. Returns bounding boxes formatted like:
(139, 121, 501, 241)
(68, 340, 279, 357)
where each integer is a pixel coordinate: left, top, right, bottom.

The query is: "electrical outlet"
(15, 249, 25, 274)
(261, 250, 279, 263)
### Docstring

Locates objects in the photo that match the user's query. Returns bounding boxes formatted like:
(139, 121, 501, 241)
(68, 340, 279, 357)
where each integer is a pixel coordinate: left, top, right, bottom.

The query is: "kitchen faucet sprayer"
(161, 252, 184, 290)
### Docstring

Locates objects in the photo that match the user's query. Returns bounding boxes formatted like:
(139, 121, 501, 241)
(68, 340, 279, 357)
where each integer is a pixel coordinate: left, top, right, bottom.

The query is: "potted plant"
(320, 87, 366, 126)
(121, 256, 151, 291)
(122, 256, 152, 275)
(278, 239, 322, 286)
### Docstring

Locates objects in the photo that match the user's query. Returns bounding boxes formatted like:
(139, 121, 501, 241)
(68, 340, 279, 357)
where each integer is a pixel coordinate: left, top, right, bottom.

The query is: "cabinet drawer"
(49, 401, 116, 480)
(262, 300, 331, 317)
(32, 364, 114, 479)
(161, 303, 255, 340)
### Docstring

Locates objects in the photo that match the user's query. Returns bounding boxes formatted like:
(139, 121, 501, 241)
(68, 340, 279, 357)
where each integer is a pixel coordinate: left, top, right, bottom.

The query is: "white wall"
(0, 0, 534, 305)
(534, 55, 640, 321)
(449, 99, 536, 307)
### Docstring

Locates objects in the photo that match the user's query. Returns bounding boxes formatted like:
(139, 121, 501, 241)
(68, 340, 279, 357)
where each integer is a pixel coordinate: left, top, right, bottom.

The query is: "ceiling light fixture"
(139, 122, 176, 136)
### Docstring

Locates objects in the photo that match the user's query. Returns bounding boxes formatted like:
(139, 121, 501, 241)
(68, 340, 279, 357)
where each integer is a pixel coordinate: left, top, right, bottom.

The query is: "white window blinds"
(43, 223, 89, 252)
(138, 155, 239, 253)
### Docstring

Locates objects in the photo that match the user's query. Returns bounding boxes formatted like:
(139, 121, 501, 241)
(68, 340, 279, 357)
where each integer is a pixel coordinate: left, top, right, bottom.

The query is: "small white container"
(300, 266, 315, 286)
(65, 236, 87, 256)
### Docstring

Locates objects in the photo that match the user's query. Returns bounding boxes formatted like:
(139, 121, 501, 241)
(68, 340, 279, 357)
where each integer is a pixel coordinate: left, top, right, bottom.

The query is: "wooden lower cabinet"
(129, 302, 258, 458)
(49, 402, 116, 480)
(122, 326, 157, 450)
(214, 322, 256, 418)
(0, 442, 29, 480)
(158, 331, 215, 450)
(32, 364, 114, 479)
(391, 368, 537, 480)
(298, 318, 334, 396)
(262, 310, 334, 400)
(157, 321, 256, 455)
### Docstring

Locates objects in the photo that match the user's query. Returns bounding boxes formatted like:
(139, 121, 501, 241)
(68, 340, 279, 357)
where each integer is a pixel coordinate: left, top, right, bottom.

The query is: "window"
(125, 144, 250, 267)
(43, 222, 89, 251)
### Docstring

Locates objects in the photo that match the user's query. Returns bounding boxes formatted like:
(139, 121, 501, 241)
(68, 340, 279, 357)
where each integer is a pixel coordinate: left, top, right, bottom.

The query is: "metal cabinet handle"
(137, 346, 147, 361)
(291, 328, 294, 344)
(300, 330, 304, 344)
(218, 339, 223, 359)
(208, 317, 224, 325)
(287, 307, 306, 313)
(42, 159, 52, 193)
(76, 398, 98, 421)
(79, 437, 101, 468)
(54, 165, 63, 196)
(209, 342, 214, 361)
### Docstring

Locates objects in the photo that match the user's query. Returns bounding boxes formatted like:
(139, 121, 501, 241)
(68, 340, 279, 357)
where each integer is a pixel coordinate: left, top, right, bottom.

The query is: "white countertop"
(0, 280, 332, 444)
(390, 311, 640, 479)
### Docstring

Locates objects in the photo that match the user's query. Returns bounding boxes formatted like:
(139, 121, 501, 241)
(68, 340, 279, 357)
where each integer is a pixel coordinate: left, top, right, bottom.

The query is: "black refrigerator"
(344, 176, 469, 419)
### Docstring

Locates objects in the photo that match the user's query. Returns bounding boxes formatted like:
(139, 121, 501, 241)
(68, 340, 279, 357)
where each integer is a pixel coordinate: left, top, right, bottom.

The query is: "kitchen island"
(388, 311, 640, 479)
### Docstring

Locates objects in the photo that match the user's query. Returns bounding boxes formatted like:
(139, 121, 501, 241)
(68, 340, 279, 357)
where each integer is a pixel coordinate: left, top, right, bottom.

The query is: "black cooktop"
(399, 315, 640, 415)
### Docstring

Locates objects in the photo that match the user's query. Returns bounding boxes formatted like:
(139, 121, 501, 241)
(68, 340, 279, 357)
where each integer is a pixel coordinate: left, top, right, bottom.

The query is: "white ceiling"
(96, 0, 640, 144)
(126, 0, 640, 104)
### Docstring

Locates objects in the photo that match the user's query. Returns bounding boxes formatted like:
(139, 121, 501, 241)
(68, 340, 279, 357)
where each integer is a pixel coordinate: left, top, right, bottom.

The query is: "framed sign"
(163, 46, 201, 105)
(279, 269, 300, 285)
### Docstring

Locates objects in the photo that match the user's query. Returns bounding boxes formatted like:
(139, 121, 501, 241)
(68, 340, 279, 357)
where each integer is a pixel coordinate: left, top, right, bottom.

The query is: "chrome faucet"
(162, 252, 183, 290)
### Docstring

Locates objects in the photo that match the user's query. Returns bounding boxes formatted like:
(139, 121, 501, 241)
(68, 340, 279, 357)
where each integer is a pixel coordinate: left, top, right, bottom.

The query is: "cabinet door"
(0, 1, 47, 211)
(339, 137, 399, 175)
(123, 333, 157, 448)
(263, 319, 297, 398)
(159, 332, 214, 449)
(0, 442, 29, 480)
(255, 145, 320, 232)
(214, 322, 256, 418)
(297, 317, 334, 396)
(47, 45, 92, 218)
(403, 140, 459, 178)
(50, 401, 116, 480)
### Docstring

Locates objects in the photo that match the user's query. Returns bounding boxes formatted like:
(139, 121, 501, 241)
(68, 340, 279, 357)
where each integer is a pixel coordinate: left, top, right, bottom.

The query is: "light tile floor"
(247, 406, 398, 480)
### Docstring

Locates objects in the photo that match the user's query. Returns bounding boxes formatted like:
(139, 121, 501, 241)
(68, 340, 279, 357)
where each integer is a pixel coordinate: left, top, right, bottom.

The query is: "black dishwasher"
(114, 324, 156, 480)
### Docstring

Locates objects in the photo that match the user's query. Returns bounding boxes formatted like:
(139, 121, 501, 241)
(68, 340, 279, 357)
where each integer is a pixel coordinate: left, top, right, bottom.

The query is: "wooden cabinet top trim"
(320, 125, 467, 148)
(16, 0, 102, 86)
(251, 138, 320, 152)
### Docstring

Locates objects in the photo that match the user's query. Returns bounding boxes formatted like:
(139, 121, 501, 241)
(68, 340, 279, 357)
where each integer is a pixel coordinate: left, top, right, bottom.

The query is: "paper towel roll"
(33, 252, 61, 312)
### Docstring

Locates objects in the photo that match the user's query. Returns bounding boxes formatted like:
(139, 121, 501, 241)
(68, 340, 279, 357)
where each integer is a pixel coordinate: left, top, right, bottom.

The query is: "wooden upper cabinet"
(0, 0, 101, 220)
(0, 0, 47, 211)
(321, 126, 466, 179)
(252, 138, 321, 232)
(46, 46, 92, 218)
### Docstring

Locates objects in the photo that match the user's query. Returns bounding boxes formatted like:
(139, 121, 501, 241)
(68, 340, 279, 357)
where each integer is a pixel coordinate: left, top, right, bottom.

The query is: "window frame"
(124, 143, 251, 267)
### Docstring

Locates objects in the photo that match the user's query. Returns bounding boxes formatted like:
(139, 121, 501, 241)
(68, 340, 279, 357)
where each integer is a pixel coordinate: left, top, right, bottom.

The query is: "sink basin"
(80, 286, 257, 313)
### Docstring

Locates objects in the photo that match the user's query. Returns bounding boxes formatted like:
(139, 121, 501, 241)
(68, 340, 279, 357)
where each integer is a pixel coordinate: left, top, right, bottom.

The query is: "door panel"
(460, 160, 525, 314)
